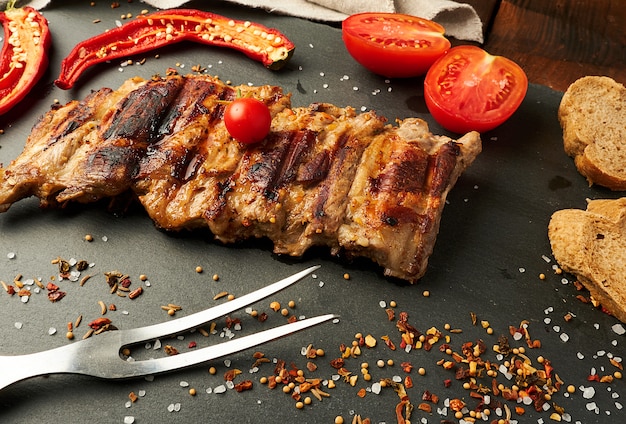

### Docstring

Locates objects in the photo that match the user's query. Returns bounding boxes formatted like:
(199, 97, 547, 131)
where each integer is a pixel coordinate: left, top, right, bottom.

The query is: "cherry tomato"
(342, 13, 450, 78)
(224, 97, 272, 144)
(424, 45, 528, 133)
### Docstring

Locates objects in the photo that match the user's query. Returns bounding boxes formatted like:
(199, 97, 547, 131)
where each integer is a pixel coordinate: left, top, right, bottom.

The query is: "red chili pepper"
(0, 5, 51, 115)
(55, 8, 295, 90)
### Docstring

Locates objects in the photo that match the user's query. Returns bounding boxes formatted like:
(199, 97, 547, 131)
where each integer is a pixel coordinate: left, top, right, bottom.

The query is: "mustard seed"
(422, 290, 430, 297)
(335, 417, 344, 424)
(84, 234, 93, 242)
(418, 367, 426, 376)
(195, 266, 203, 273)
(343, 273, 350, 280)
(288, 300, 296, 308)
(189, 388, 196, 396)
(295, 401, 304, 409)
(209, 366, 217, 375)
(212, 274, 219, 281)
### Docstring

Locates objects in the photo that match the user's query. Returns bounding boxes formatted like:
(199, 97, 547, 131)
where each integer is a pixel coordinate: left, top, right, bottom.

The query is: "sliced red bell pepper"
(55, 8, 296, 90)
(0, 6, 51, 115)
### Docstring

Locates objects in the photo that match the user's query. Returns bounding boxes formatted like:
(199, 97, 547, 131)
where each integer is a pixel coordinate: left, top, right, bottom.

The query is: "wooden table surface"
(465, 0, 625, 92)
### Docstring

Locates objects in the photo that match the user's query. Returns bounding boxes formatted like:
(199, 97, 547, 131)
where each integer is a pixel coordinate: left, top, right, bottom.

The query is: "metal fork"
(0, 265, 336, 391)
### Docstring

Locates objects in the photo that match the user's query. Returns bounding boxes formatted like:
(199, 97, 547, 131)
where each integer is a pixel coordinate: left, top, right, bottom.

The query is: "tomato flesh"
(224, 98, 272, 144)
(342, 13, 450, 78)
(424, 45, 528, 133)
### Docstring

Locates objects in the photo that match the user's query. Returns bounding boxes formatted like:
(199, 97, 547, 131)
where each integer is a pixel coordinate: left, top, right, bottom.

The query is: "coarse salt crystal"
(582, 386, 595, 399)
(125, 401, 132, 408)
(14, 322, 23, 329)
(7, 252, 16, 259)
(213, 384, 226, 393)
(48, 327, 56, 335)
(612, 323, 626, 335)
(585, 402, 598, 412)
(371, 382, 381, 394)
(560, 333, 570, 342)
(124, 417, 135, 424)
(179, 381, 189, 387)
(379, 300, 386, 308)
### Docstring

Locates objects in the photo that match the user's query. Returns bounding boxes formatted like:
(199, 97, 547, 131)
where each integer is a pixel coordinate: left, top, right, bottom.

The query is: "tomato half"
(424, 45, 528, 134)
(342, 13, 450, 78)
(224, 98, 272, 144)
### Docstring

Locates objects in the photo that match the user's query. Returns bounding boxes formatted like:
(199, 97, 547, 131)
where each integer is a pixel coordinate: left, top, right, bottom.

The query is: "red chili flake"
(6, 285, 15, 295)
(47, 290, 66, 302)
(417, 402, 432, 413)
(404, 376, 413, 389)
(385, 308, 395, 321)
(164, 345, 179, 356)
(587, 374, 600, 382)
(188, 341, 197, 349)
(401, 362, 413, 373)
(357, 388, 367, 398)
(257, 312, 268, 322)
(449, 398, 465, 412)
(443, 379, 452, 388)
(330, 358, 345, 369)
(224, 369, 242, 381)
(234, 380, 253, 392)
(46, 282, 59, 292)
(88, 317, 112, 330)
(381, 335, 396, 350)
(120, 276, 132, 288)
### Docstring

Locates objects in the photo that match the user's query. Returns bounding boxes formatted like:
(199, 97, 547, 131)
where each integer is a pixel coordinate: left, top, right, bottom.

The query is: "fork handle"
(0, 343, 82, 390)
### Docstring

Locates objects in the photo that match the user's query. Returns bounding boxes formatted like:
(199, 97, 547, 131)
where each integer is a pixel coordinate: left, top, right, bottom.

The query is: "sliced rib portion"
(0, 74, 482, 282)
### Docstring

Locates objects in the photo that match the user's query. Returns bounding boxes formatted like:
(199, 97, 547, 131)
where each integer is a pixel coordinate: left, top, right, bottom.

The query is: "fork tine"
(103, 314, 338, 379)
(119, 265, 321, 345)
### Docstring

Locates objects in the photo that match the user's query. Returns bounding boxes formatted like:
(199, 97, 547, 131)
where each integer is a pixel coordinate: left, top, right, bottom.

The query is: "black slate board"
(0, 1, 624, 423)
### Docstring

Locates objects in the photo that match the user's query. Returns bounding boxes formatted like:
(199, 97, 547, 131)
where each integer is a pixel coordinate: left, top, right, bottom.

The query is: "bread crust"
(558, 76, 626, 190)
(548, 198, 626, 323)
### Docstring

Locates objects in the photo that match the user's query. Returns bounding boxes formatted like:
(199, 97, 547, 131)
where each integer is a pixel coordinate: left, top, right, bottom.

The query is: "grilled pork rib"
(0, 74, 481, 282)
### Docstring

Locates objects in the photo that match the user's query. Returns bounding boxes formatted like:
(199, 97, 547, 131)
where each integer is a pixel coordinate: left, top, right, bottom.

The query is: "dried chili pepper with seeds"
(55, 8, 295, 89)
(0, 2, 51, 115)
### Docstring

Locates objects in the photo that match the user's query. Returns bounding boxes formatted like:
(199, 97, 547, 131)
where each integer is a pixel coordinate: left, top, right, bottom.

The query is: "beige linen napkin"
(139, 0, 483, 42)
(4, 0, 483, 43)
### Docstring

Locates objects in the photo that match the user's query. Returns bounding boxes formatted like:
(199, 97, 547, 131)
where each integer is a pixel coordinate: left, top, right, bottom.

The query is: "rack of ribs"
(0, 73, 481, 282)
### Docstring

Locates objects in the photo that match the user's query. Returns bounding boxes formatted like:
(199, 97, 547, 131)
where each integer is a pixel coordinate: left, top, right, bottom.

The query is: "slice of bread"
(548, 198, 626, 323)
(558, 76, 626, 190)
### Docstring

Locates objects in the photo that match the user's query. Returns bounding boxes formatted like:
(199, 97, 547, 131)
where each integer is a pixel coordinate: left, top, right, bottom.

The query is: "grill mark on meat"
(0, 74, 482, 282)
(137, 76, 291, 231)
(102, 76, 184, 143)
(245, 129, 316, 200)
(45, 89, 113, 150)
(56, 76, 185, 203)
